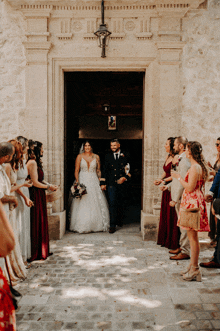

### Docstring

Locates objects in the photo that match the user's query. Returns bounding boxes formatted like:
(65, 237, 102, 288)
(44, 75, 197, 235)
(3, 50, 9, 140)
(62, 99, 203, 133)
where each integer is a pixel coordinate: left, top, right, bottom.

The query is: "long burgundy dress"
(157, 161, 180, 249)
(29, 167, 50, 261)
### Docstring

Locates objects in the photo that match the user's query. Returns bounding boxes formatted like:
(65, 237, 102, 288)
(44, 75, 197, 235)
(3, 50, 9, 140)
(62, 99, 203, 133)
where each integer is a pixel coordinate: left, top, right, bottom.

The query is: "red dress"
(157, 162, 180, 249)
(0, 267, 16, 331)
(29, 167, 50, 261)
(178, 171, 210, 232)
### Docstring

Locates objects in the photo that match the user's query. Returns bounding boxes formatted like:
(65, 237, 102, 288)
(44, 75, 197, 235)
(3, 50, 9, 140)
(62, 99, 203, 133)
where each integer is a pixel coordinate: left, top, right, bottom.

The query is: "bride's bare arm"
(96, 155, 101, 178)
(75, 154, 82, 182)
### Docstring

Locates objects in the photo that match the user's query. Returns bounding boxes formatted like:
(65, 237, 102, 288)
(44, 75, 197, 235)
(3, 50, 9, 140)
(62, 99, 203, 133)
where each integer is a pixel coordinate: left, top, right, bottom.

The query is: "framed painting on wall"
(108, 116, 117, 131)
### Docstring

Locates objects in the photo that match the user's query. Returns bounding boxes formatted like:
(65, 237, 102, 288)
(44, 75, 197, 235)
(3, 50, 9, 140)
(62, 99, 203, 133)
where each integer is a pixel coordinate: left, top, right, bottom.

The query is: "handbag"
(179, 208, 200, 230)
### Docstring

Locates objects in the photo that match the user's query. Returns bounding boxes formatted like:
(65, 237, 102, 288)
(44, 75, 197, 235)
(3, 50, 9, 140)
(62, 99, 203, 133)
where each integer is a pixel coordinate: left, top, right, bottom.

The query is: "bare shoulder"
(193, 163, 202, 173)
(27, 159, 37, 168)
(27, 159, 36, 165)
(76, 154, 82, 161)
(190, 163, 202, 175)
(94, 154, 100, 160)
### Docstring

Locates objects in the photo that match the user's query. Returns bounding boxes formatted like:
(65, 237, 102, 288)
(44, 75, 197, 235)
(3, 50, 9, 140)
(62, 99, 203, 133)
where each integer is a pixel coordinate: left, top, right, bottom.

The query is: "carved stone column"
(22, 10, 52, 176)
(141, 60, 161, 240)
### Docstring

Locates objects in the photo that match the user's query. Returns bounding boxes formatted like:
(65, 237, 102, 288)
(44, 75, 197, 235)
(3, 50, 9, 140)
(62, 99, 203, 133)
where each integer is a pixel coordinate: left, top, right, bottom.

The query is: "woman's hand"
(24, 197, 34, 207)
(154, 179, 162, 185)
(207, 161, 213, 169)
(171, 170, 180, 179)
(23, 179, 33, 188)
(49, 185, 58, 192)
(160, 185, 168, 191)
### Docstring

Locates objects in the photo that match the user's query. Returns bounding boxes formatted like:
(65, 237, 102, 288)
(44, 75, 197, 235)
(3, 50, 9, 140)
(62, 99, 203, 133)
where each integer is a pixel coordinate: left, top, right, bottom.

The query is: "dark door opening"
(64, 72, 144, 229)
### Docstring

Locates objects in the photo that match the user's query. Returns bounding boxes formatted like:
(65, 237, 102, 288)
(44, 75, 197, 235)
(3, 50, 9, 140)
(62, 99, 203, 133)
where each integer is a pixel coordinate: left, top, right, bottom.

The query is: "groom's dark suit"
(103, 152, 130, 228)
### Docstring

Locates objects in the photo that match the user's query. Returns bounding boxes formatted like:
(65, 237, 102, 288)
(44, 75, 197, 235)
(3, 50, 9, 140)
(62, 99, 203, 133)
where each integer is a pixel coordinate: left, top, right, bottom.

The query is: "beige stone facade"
(0, 0, 219, 239)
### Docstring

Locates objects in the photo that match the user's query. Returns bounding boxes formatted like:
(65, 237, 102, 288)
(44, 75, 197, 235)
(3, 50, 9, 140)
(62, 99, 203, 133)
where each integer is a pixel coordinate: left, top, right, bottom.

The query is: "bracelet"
(178, 177, 181, 181)
(47, 184, 51, 189)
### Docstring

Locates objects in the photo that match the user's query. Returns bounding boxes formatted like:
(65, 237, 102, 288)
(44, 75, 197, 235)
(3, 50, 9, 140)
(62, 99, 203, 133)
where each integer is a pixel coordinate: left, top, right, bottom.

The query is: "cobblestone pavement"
(15, 223, 220, 331)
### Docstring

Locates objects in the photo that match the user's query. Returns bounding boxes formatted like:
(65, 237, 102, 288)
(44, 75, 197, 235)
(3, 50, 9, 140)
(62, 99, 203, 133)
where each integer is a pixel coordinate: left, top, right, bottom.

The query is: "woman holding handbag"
(171, 141, 209, 282)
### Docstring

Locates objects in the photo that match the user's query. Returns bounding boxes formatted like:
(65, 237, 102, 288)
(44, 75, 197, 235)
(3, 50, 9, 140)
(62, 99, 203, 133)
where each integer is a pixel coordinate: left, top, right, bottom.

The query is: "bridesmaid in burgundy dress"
(154, 137, 180, 249)
(27, 141, 58, 261)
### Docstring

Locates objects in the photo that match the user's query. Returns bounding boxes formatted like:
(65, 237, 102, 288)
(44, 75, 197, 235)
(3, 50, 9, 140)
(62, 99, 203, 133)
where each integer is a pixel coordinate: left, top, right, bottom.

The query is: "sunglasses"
(216, 143, 220, 147)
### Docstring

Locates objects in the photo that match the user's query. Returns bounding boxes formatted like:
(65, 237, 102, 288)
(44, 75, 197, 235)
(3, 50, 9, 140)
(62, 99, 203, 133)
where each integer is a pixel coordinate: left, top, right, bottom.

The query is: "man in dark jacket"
(200, 168, 220, 268)
(101, 139, 131, 233)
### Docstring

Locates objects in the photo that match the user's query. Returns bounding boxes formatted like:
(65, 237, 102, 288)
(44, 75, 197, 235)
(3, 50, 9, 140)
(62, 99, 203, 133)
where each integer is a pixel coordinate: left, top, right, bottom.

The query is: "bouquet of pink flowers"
(70, 181, 87, 199)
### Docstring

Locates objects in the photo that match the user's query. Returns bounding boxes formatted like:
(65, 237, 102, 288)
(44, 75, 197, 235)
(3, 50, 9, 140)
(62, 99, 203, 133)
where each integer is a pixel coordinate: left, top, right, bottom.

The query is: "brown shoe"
(169, 248, 181, 255)
(170, 253, 190, 260)
(200, 261, 220, 268)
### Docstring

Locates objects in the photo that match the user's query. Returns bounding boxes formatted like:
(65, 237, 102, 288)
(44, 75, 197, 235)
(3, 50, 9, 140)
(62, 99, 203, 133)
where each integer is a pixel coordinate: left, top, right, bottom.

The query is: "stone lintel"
(7, 0, 207, 14)
(141, 211, 159, 241)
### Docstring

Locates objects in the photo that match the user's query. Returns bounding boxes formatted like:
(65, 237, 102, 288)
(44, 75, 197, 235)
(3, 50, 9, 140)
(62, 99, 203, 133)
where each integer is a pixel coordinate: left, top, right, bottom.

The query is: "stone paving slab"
(15, 223, 220, 331)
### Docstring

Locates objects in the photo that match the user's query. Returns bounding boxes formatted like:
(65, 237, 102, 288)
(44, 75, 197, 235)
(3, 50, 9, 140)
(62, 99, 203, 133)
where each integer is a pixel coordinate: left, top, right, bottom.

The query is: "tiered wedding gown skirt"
(69, 158, 110, 233)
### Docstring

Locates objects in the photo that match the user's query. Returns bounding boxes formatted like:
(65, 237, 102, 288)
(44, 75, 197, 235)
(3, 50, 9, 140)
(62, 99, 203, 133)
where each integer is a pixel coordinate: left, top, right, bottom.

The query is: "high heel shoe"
(180, 263, 192, 276)
(182, 266, 202, 282)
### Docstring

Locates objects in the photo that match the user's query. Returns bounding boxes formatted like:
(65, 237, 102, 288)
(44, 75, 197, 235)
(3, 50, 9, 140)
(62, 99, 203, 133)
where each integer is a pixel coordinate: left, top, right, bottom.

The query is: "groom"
(101, 139, 131, 233)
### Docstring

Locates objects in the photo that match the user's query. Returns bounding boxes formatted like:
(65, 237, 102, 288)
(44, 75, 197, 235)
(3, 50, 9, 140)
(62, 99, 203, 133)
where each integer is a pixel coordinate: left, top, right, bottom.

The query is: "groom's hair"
(176, 136, 188, 149)
(110, 139, 120, 144)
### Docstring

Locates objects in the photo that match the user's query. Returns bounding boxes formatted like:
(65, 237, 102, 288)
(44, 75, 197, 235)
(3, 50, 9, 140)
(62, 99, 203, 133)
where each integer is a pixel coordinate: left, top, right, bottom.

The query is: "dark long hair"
(8, 139, 23, 170)
(28, 140, 43, 169)
(82, 140, 93, 152)
(167, 137, 176, 156)
(187, 141, 208, 181)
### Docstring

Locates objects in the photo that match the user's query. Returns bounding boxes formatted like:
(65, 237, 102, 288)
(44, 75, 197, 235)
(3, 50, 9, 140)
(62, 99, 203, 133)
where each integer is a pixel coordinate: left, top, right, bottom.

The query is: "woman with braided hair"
(171, 141, 210, 282)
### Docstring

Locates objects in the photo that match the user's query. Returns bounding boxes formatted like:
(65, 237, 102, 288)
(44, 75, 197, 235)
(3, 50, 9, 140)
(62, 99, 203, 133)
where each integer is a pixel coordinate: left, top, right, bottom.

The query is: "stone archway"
(7, 0, 207, 240)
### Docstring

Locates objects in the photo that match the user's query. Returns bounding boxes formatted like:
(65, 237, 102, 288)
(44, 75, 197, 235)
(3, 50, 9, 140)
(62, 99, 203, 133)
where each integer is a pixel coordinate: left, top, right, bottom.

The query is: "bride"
(69, 141, 110, 233)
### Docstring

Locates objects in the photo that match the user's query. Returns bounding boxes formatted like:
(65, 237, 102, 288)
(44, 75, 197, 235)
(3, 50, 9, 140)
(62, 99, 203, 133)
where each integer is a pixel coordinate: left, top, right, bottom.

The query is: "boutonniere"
(120, 153, 124, 157)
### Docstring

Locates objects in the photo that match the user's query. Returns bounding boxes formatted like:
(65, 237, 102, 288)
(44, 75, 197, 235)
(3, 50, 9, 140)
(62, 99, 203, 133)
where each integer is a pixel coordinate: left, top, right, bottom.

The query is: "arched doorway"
(64, 71, 144, 229)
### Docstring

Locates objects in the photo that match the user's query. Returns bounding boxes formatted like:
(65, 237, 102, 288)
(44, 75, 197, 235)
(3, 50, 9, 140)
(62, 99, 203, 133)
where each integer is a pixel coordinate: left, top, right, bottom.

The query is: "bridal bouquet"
(70, 181, 87, 199)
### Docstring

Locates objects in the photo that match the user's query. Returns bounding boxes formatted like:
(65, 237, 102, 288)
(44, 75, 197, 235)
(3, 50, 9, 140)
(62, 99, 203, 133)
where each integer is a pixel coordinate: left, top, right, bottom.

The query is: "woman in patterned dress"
(171, 141, 209, 282)
(0, 200, 16, 331)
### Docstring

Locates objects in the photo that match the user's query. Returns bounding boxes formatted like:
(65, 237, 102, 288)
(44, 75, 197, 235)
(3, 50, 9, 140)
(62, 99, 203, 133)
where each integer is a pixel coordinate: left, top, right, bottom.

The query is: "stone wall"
(0, 0, 26, 141)
(181, 0, 220, 165)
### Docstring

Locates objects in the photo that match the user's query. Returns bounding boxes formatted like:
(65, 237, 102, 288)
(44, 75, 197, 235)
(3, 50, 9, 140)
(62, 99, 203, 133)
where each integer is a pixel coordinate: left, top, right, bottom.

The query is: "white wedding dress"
(69, 157, 110, 233)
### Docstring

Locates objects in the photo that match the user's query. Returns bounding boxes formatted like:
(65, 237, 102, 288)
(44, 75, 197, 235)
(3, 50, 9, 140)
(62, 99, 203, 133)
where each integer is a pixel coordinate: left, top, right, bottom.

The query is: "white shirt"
(114, 150, 121, 160)
(0, 164, 11, 269)
(0, 164, 11, 214)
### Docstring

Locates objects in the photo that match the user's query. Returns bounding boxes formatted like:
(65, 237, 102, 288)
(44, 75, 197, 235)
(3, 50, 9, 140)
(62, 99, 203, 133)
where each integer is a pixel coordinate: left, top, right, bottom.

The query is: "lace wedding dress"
(69, 157, 110, 233)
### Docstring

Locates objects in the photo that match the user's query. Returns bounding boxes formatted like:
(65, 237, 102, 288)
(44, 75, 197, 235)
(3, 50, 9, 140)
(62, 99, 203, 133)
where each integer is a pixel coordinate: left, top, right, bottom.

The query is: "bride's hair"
(81, 140, 93, 153)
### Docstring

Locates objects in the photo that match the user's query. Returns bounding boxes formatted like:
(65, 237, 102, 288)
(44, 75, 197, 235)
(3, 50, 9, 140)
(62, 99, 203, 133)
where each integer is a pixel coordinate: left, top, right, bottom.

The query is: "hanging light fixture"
(94, 0, 111, 58)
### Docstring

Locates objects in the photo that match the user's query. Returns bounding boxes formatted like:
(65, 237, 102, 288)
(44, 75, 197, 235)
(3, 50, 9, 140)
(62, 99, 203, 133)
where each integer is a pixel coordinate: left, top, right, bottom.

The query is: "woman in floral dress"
(171, 141, 209, 282)
(0, 200, 16, 331)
